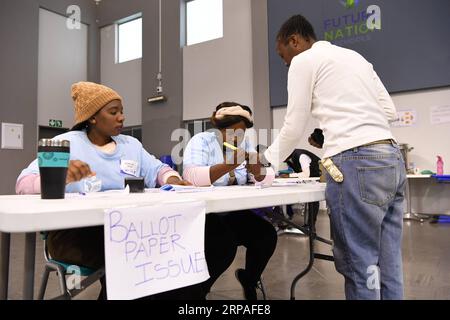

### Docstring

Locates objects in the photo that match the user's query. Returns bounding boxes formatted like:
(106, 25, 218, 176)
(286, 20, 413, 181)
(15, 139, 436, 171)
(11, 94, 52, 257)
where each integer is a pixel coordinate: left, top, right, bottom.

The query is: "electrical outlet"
(1, 123, 24, 149)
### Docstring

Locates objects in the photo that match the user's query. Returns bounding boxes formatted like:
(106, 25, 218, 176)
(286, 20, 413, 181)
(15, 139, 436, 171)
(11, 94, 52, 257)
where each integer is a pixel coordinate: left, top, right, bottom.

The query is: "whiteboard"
(38, 8, 88, 129)
(272, 87, 450, 174)
(390, 88, 450, 174)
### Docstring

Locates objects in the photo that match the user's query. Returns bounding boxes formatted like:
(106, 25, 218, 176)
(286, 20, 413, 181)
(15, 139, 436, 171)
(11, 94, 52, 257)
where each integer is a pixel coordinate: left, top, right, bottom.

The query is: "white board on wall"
(391, 87, 450, 174)
(37, 8, 88, 129)
(272, 87, 450, 174)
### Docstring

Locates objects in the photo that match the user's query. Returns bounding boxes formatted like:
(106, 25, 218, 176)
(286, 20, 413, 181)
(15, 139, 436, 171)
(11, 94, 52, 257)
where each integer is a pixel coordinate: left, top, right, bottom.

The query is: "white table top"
(0, 184, 326, 233)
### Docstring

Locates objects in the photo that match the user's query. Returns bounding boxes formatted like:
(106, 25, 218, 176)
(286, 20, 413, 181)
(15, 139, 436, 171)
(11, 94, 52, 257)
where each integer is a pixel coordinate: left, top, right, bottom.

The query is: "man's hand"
(166, 176, 192, 186)
(66, 160, 95, 184)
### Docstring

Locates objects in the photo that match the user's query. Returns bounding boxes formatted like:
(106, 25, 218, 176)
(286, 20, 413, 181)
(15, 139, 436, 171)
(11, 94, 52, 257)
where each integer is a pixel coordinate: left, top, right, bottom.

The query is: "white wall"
(37, 8, 88, 128)
(391, 87, 450, 174)
(183, 0, 254, 121)
(272, 87, 450, 173)
(100, 24, 142, 126)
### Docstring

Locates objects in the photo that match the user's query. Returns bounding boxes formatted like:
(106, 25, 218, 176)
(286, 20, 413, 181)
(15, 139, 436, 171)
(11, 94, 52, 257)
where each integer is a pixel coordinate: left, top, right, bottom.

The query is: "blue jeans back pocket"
(357, 165, 396, 207)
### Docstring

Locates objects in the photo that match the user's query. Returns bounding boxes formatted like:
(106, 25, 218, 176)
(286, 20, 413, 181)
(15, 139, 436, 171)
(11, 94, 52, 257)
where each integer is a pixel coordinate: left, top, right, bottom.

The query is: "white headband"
(215, 106, 253, 123)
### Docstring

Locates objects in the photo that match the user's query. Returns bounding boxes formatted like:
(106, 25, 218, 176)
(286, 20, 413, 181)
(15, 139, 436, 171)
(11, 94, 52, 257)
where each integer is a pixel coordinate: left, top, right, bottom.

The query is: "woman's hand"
(229, 148, 248, 169)
(246, 152, 266, 181)
(166, 176, 192, 186)
(66, 160, 95, 184)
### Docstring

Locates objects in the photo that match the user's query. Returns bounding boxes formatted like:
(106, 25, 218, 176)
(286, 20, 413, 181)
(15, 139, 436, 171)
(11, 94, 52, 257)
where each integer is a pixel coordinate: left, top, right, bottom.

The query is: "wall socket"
(1, 123, 24, 150)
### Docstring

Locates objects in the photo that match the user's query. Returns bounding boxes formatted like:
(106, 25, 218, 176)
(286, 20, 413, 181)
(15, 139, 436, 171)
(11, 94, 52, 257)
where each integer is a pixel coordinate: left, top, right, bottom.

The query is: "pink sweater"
(15, 167, 181, 195)
(183, 166, 275, 187)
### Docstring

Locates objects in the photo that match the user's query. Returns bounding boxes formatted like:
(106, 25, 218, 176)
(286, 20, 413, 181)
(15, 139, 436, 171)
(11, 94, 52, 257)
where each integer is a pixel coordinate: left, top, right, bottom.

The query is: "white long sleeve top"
(265, 41, 398, 168)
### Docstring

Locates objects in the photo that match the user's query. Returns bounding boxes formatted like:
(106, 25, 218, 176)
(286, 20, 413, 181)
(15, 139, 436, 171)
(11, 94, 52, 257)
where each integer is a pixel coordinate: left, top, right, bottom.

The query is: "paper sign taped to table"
(104, 201, 209, 300)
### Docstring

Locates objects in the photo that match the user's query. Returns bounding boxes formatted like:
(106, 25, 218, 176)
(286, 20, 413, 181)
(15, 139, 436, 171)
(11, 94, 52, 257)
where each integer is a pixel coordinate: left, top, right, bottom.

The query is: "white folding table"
(0, 184, 326, 300)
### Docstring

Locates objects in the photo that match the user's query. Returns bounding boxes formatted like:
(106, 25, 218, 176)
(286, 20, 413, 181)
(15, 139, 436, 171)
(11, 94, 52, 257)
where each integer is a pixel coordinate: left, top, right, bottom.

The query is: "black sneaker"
(234, 268, 257, 300)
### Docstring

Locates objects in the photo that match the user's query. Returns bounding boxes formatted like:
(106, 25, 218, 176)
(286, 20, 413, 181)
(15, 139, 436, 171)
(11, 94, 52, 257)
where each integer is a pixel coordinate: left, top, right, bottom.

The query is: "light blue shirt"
(18, 130, 168, 193)
(183, 131, 256, 186)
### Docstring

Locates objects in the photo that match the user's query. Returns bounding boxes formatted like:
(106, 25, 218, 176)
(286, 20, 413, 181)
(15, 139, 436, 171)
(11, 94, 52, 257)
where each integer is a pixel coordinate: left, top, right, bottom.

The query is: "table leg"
(290, 203, 315, 300)
(264, 204, 333, 299)
(23, 232, 36, 300)
(0, 232, 11, 300)
(404, 179, 428, 223)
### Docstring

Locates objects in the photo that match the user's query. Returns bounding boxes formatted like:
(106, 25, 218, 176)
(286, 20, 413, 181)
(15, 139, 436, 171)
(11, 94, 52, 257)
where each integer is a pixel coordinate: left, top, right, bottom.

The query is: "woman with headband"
(182, 102, 278, 300)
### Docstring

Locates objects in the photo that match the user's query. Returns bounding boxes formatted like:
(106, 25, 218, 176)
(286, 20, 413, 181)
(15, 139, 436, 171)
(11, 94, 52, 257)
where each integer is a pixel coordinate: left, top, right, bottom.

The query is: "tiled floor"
(3, 211, 450, 300)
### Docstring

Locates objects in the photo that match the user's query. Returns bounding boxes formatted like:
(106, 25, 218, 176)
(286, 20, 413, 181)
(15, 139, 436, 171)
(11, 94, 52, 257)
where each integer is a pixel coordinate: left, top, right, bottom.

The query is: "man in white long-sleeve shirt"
(264, 15, 406, 300)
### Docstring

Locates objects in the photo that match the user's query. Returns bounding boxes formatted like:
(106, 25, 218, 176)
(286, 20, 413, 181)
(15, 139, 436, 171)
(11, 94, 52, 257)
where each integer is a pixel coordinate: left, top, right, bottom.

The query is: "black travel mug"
(38, 139, 70, 199)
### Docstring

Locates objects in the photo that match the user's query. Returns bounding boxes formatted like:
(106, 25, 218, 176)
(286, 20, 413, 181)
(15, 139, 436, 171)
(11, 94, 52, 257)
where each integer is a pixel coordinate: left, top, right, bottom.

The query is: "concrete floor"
(3, 211, 450, 300)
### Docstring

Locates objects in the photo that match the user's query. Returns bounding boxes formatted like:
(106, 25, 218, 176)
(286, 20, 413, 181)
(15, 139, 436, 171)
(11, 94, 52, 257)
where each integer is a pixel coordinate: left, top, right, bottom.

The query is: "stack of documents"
(272, 177, 320, 186)
(158, 185, 215, 193)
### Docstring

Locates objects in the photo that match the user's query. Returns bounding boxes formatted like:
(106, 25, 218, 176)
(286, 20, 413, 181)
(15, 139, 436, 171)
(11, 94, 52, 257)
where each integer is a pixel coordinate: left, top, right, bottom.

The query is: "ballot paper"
(66, 185, 131, 199)
(158, 185, 215, 193)
(272, 177, 320, 186)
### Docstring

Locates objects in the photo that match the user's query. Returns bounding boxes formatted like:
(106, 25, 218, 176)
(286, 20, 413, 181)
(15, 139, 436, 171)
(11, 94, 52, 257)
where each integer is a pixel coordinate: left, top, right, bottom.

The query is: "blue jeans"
(325, 143, 406, 300)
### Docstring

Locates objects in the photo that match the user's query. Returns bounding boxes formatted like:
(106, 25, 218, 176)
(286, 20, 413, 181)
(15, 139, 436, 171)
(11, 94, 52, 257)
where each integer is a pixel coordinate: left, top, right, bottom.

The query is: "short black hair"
(70, 120, 89, 132)
(310, 128, 324, 147)
(277, 14, 317, 44)
(211, 102, 254, 129)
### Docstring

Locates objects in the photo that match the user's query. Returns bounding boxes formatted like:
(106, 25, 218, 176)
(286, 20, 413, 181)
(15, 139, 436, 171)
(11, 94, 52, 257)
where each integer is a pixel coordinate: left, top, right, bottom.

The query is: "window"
(118, 17, 142, 63)
(186, 0, 223, 46)
(121, 126, 142, 142)
(186, 119, 212, 138)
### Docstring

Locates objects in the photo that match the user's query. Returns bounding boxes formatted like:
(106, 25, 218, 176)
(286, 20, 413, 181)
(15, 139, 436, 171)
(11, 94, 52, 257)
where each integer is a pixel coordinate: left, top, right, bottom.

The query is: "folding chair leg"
(37, 266, 51, 300)
(55, 266, 70, 300)
(257, 278, 267, 300)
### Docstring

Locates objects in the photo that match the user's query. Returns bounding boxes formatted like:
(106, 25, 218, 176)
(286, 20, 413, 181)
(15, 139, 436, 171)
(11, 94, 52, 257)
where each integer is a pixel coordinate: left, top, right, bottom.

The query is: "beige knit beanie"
(71, 82, 122, 126)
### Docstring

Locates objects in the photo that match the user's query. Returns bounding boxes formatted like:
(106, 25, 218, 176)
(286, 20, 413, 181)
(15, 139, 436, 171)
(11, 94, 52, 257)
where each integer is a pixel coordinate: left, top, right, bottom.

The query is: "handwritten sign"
(104, 201, 209, 300)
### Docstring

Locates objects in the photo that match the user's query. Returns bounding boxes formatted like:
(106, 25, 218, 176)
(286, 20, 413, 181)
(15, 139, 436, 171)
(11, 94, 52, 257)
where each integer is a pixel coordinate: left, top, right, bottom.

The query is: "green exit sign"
(49, 119, 63, 128)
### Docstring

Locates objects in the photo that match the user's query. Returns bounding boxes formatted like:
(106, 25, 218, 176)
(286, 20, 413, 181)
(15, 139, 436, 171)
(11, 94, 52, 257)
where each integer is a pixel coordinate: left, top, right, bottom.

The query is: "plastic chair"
(37, 232, 105, 300)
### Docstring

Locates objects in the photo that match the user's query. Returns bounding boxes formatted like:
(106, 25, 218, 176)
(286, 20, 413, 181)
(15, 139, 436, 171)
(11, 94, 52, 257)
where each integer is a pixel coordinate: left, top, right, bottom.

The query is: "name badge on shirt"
(120, 160, 139, 177)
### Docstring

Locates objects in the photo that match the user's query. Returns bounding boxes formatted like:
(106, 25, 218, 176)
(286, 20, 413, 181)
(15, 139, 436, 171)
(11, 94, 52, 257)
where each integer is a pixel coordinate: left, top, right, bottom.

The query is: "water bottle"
(437, 156, 444, 176)
(38, 139, 70, 199)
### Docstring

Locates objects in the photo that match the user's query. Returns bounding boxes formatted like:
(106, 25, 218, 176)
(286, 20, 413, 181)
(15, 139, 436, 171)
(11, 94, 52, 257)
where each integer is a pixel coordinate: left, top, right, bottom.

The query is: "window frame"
(116, 13, 143, 64)
(184, 0, 224, 46)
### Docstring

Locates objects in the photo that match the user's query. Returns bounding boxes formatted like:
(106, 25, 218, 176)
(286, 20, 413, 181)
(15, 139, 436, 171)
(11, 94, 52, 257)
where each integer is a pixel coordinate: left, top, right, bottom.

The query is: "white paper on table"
(271, 177, 320, 186)
(159, 185, 215, 193)
(65, 185, 130, 199)
(430, 105, 450, 125)
(104, 200, 209, 300)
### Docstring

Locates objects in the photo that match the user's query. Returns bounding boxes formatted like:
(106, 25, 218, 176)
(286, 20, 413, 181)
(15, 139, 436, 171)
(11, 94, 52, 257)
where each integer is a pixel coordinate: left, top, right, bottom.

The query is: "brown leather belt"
(360, 139, 395, 147)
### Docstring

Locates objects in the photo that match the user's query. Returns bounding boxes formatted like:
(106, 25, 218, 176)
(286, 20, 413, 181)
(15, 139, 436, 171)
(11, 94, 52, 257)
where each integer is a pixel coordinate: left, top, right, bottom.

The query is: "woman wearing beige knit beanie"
(16, 81, 195, 300)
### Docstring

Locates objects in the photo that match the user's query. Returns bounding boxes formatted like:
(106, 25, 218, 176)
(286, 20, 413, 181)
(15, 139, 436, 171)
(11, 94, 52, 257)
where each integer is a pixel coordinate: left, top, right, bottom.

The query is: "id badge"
(120, 160, 139, 177)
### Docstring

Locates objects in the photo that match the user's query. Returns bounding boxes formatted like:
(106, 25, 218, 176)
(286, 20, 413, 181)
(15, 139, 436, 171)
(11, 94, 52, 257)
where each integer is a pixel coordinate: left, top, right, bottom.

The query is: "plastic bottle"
(437, 156, 444, 176)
